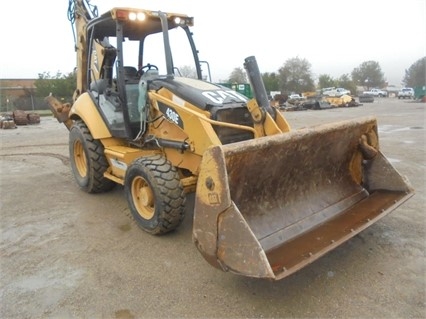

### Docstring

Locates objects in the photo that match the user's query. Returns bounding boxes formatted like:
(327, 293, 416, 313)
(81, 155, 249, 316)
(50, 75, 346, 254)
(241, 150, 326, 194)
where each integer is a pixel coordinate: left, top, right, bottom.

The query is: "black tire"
(27, 112, 40, 124)
(13, 110, 28, 125)
(124, 155, 185, 235)
(314, 101, 321, 110)
(69, 120, 115, 193)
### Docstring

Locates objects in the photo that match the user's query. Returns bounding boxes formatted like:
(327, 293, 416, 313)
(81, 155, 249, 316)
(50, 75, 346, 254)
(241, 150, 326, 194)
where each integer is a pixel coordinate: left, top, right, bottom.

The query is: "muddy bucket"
(193, 116, 413, 280)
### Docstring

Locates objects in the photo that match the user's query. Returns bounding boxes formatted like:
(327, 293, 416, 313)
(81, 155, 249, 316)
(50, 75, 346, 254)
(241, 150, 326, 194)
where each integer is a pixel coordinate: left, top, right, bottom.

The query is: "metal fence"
(0, 96, 69, 113)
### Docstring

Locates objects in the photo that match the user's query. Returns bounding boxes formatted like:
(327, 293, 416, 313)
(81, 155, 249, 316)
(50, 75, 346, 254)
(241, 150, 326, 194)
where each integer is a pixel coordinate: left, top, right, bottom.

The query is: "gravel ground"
(0, 97, 425, 319)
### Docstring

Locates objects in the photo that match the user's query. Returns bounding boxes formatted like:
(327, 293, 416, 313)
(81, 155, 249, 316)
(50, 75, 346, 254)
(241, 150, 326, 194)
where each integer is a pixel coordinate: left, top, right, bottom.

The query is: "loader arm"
(244, 56, 291, 136)
(68, 0, 99, 101)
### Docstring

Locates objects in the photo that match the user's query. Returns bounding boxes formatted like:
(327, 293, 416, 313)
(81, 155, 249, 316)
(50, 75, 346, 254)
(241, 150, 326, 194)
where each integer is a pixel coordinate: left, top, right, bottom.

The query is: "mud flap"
(193, 116, 414, 280)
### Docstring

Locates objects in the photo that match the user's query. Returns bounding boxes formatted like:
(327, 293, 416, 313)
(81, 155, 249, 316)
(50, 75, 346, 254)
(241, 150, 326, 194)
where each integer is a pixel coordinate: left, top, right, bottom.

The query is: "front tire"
(69, 120, 115, 193)
(125, 155, 186, 235)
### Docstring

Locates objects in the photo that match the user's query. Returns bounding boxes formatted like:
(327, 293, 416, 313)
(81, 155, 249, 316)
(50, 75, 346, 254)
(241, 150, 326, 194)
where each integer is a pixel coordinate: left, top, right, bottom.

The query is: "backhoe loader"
(47, 0, 414, 281)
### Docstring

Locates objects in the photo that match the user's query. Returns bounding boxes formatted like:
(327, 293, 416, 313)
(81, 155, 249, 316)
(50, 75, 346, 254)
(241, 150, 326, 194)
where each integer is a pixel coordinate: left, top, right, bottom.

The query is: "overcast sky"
(1, 0, 425, 86)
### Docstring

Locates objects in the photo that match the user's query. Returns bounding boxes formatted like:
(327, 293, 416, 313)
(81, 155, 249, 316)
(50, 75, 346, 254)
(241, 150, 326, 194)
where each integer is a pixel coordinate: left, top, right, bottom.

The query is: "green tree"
(403, 57, 426, 87)
(336, 74, 357, 96)
(228, 67, 247, 83)
(262, 72, 280, 93)
(13, 87, 37, 111)
(351, 61, 385, 89)
(318, 74, 336, 89)
(34, 71, 76, 102)
(277, 57, 315, 94)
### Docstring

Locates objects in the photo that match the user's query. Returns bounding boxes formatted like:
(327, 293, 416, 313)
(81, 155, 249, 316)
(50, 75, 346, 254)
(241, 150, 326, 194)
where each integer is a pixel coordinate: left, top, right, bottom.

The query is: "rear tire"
(69, 120, 115, 193)
(124, 155, 185, 235)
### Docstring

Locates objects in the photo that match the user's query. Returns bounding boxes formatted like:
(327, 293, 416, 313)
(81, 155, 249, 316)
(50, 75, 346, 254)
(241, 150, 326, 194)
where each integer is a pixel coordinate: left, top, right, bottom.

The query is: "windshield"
(105, 27, 199, 79)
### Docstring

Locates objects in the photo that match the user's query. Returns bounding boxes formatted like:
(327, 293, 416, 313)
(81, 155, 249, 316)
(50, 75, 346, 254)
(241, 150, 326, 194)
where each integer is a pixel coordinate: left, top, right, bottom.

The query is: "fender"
(70, 93, 111, 139)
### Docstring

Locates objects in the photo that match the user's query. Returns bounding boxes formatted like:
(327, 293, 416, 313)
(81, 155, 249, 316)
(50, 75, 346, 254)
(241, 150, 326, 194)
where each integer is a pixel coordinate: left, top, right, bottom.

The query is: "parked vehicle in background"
(288, 93, 304, 100)
(321, 87, 335, 95)
(322, 87, 351, 97)
(363, 88, 388, 97)
(398, 88, 415, 99)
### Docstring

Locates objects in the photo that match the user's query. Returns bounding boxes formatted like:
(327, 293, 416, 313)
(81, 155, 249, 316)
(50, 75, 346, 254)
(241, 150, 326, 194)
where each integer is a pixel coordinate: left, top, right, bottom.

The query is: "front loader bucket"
(193, 116, 413, 280)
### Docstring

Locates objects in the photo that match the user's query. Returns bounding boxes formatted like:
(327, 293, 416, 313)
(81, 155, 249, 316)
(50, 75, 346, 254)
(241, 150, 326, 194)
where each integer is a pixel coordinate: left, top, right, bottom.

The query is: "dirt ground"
(0, 98, 425, 319)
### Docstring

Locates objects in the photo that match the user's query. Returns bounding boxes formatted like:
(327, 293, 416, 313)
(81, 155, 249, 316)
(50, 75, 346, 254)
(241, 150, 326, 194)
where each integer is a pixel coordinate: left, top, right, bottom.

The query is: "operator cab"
(85, 8, 202, 139)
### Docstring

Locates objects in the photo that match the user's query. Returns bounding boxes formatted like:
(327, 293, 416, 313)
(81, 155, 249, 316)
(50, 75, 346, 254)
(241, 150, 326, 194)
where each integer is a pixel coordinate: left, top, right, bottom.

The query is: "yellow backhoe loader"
(47, 0, 414, 280)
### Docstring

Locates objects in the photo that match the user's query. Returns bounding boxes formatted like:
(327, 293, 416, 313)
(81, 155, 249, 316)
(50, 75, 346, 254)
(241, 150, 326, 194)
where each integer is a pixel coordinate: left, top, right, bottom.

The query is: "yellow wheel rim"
(131, 176, 155, 220)
(73, 140, 87, 178)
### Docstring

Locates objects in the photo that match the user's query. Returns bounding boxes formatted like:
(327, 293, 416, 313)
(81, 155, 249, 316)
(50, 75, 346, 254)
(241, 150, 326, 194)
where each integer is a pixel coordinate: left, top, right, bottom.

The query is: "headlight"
(116, 10, 147, 21)
(137, 12, 146, 21)
(128, 12, 137, 20)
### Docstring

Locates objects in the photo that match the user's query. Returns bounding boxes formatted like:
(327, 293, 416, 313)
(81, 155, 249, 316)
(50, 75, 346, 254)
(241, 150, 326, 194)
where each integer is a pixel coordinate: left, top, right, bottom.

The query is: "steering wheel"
(136, 64, 159, 77)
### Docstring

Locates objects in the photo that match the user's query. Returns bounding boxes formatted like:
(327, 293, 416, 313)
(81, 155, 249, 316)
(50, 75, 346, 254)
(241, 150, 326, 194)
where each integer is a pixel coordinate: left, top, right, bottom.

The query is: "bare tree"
(228, 67, 247, 83)
(177, 65, 197, 78)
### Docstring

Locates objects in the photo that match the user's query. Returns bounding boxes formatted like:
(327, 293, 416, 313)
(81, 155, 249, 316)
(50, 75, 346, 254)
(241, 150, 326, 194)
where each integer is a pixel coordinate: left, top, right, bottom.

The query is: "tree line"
(228, 56, 426, 96)
(15, 56, 426, 107)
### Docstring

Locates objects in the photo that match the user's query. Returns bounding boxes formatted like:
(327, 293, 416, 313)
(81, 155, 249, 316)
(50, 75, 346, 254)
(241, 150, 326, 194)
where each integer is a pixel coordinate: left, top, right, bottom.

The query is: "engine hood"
(153, 77, 249, 110)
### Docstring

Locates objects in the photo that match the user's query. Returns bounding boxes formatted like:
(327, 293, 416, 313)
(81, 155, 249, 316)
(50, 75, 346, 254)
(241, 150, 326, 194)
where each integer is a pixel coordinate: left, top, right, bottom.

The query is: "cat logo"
(202, 90, 247, 104)
(158, 102, 184, 129)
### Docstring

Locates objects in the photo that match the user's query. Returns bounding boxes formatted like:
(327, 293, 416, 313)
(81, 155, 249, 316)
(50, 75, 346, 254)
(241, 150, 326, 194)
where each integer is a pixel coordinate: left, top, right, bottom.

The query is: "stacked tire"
(27, 112, 41, 124)
(12, 110, 28, 125)
(10, 110, 41, 125)
(1, 110, 41, 127)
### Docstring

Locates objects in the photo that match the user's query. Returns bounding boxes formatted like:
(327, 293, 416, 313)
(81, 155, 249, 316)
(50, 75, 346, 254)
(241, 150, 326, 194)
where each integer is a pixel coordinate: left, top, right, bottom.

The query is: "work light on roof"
(128, 11, 146, 21)
(137, 12, 146, 21)
(174, 17, 183, 25)
(128, 12, 136, 20)
(172, 16, 194, 26)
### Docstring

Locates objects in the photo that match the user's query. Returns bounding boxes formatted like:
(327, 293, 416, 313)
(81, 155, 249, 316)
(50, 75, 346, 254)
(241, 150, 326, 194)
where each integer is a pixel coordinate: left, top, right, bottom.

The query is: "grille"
(212, 107, 254, 144)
